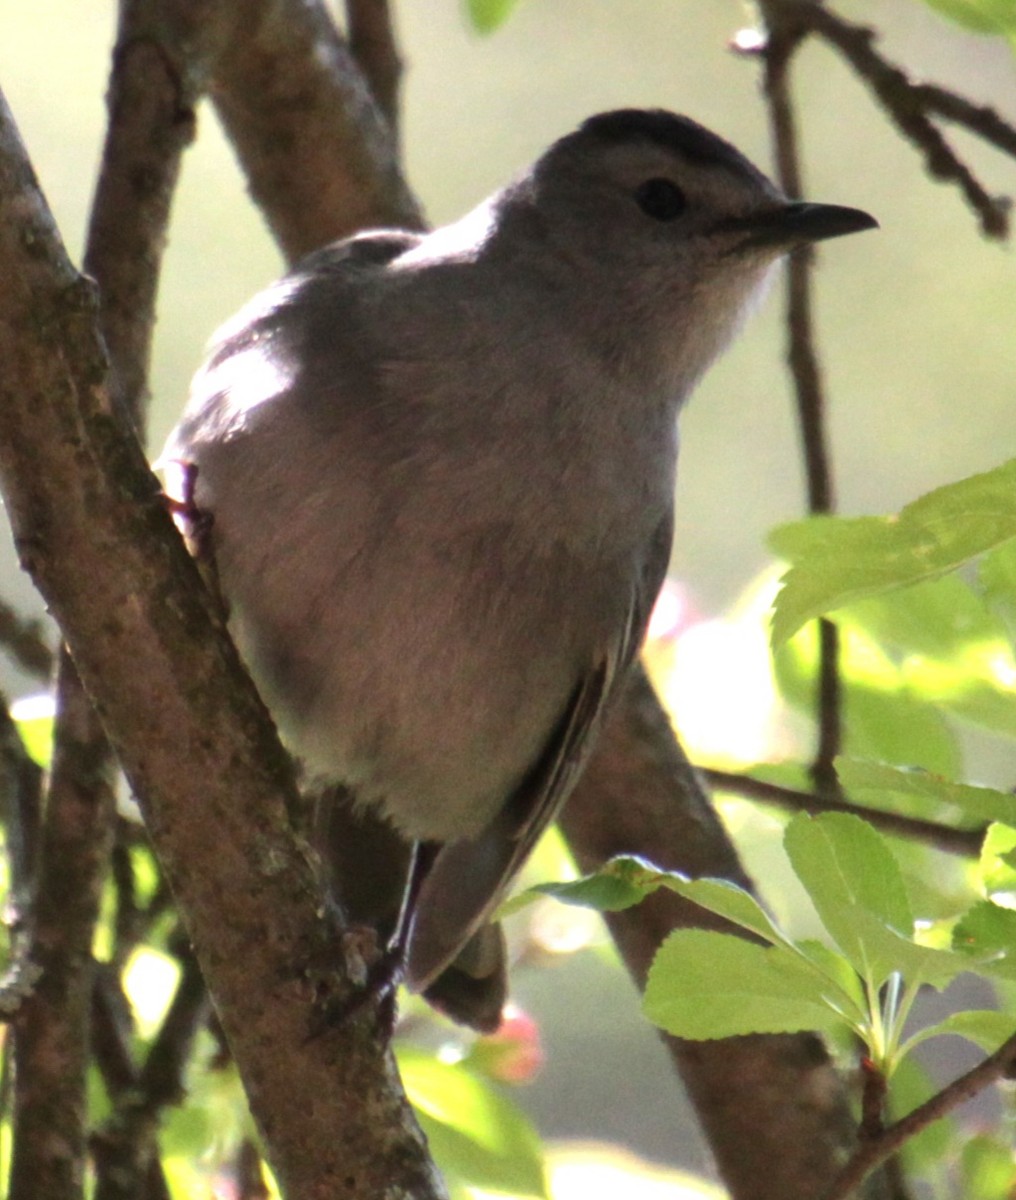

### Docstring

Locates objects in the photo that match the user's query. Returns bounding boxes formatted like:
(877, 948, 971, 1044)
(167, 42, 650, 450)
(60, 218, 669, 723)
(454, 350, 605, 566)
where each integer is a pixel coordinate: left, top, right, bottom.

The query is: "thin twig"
(701, 768, 985, 857)
(822, 1032, 1016, 1200)
(0, 598, 53, 681)
(236, 1139, 271, 1200)
(9, 657, 118, 1200)
(757, 8, 843, 797)
(0, 697, 43, 1017)
(345, 0, 403, 136)
(767, 1, 1012, 239)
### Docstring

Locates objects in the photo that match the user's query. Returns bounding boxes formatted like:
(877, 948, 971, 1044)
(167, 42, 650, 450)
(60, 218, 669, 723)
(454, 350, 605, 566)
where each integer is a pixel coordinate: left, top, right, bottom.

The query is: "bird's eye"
(634, 178, 687, 221)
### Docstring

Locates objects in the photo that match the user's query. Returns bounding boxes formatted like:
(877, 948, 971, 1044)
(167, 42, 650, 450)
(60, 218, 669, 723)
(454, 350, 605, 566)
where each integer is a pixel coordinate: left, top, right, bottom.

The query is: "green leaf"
(909, 1009, 1016, 1054)
(783, 813, 911, 960)
(769, 459, 1016, 645)
(961, 1133, 1016, 1200)
(979, 540, 1016, 641)
(953, 900, 1016, 979)
(783, 814, 968, 987)
(643, 929, 847, 1039)
(921, 0, 1016, 35)
(399, 1049, 547, 1198)
(10, 696, 54, 767)
(465, 0, 522, 34)
(659, 876, 788, 946)
(836, 758, 1015, 826)
(794, 939, 868, 1012)
(979, 824, 1016, 900)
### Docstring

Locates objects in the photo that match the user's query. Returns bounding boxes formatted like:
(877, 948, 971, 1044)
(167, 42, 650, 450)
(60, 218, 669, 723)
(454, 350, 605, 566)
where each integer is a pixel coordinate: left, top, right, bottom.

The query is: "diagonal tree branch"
(0, 74, 441, 1200)
(210, 0, 423, 261)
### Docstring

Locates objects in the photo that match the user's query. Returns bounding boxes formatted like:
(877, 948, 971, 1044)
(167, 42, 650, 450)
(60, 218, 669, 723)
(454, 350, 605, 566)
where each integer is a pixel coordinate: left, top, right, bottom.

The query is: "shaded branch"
(9, 6, 210, 1194)
(9, 661, 117, 1200)
(701, 768, 985, 857)
(344, 0, 403, 136)
(0, 67, 441, 1200)
(823, 1033, 1016, 1200)
(0, 694, 43, 1016)
(209, 0, 423, 260)
(756, 5, 842, 797)
(0, 599, 53, 680)
(92, 946, 208, 1200)
(756, 1, 1012, 239)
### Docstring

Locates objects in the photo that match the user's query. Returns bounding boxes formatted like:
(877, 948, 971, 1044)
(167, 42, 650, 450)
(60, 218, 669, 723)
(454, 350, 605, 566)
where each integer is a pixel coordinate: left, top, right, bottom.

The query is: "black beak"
(717, 202, 878, 252)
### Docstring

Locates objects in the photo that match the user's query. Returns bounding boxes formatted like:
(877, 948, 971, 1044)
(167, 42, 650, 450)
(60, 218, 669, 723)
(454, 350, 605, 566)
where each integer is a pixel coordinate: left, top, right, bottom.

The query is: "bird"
(160, 108, 875, 1032)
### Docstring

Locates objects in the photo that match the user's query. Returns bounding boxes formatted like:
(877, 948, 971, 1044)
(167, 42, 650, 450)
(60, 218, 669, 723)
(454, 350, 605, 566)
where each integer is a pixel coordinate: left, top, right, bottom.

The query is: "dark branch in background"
(211, 0, 423, 261)
(344, 0, 403, 137)
(8, 3, 206, 1194)
(563, 669, 890, 1200)
(823, 1032, 1016, 1200)
(8, 661, 118, 1200)
(801, 3, 1013, 239)
(0, 698, 43, 1014)
(752, 5, 843, 799)
(92, 943, 209, 1200)
(0, 599, 53, 680)
(701, 769, 985, 858)
(236, 1140, 272, 1200)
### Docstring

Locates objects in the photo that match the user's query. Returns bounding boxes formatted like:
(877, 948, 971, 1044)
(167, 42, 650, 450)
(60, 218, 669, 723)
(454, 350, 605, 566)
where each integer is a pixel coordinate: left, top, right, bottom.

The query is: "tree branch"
(756, 1, 1012, 239)
(209, 0, 423, 260)
(0, 598, 52, 680)
(344, 0, 403, 137)
(756, 4, 842, 798)
(701, 768, 985, 857)
(0, 77, 441, 1200)
(823, 1033, 1016, 1200)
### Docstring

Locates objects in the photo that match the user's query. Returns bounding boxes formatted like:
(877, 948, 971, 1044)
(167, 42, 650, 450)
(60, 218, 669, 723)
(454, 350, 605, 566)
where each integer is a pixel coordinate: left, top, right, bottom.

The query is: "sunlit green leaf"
(783, 814, 970, 988)
(643, 929, 847, 1038)
(770, 459, 1016, 646)
(921, 0, 1016, 34)
(836, 758, 1014, 826)
(784, 813, 912, 951)
(979, 824, 1016, 900)
(399, 1048, 547, 1198)
(774, 623, 961, 775)
(500, 854, 665, 916)
(840, 575, 1016, 737)
(660, 876, 788, 946)
(465, 0, 522, 34)
(10, 697, 53, 767)
(794, 939, 867, 1016)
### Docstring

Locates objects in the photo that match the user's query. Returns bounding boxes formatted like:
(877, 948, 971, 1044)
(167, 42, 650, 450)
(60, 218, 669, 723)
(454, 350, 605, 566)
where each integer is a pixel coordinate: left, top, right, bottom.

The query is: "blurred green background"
(1, 1, 1013, 1191)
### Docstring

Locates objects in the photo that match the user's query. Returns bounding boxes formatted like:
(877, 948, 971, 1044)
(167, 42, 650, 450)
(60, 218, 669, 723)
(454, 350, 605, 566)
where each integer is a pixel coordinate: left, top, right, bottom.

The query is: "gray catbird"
(161, 109, 875, 1030)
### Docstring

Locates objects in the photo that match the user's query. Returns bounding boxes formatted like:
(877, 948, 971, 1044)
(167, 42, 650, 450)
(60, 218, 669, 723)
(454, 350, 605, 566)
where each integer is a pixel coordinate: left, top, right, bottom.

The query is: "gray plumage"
(161, 109, 874, 1018)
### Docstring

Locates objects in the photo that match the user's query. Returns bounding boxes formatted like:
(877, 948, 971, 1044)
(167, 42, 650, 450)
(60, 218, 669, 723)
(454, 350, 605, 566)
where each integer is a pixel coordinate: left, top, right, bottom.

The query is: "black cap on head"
(578, 109, 772, 190)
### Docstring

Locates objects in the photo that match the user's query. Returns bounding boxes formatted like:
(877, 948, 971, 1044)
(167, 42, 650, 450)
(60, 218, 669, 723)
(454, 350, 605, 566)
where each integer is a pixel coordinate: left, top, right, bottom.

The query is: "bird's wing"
(406, 508, 674, 992)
